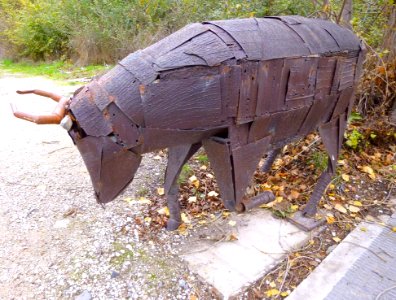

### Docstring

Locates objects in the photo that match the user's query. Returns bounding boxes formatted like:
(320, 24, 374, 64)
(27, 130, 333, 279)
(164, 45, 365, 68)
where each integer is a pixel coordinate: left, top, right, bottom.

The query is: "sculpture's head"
(11, 86, 143, 204)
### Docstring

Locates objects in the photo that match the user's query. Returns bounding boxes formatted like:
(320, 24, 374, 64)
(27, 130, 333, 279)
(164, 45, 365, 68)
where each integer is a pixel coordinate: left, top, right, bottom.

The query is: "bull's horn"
(12, 90, 70, 125)
(16, 89, 62, 102)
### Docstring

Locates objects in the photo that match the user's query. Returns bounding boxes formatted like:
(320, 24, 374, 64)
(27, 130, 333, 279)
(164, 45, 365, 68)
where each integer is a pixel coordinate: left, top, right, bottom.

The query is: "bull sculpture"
(12, 16, 365, 230)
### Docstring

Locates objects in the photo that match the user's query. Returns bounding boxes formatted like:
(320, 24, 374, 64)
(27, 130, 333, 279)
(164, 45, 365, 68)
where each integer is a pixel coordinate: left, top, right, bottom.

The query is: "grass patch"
(0, 59, 112, 81)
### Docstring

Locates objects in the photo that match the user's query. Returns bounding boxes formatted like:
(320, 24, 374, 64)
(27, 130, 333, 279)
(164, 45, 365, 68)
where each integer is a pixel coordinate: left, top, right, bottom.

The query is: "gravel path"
(0, 74, 214, 299)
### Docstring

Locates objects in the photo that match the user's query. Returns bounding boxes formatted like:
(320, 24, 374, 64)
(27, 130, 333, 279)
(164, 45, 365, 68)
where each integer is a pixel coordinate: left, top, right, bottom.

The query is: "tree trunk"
(338, 0, 353, 29)
(383, 6, 396, 122)
(382, 5, 396, 62)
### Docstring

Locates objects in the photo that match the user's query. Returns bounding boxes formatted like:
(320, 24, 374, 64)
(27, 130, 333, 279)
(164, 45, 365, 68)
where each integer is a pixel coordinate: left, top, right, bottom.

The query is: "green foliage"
(196, 154, 209, 164)
(309, 150, 328, 171)
(348, 112, 363, 123)
(0, 0, 392, 64)
(0, 59, 111, 80)
(345, 129, 363, 150)
(178, 164, 193, 184)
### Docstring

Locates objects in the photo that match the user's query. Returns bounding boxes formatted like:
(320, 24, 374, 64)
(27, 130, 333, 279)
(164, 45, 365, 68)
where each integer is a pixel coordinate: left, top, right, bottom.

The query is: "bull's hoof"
(302, 205, 317, 217)
(166, 218, 182, 231)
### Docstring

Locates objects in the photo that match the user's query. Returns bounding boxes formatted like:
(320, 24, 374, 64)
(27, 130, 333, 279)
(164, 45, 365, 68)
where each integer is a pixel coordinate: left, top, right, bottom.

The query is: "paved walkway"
(287, 212, 396, 300)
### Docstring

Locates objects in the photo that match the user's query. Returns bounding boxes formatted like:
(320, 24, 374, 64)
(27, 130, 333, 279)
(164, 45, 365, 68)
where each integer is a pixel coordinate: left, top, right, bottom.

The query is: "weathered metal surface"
(13, 16, 365, 230)
(240, 191, 276, 211)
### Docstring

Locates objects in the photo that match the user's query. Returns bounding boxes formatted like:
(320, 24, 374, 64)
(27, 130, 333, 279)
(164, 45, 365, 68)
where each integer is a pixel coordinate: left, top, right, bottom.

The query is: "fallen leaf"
(290, 190, 300, 199)
(157, 187, 165, 196)
(228, 220, 236, 226)
(353, 201, 363, 207)
(360, 227, 367, 232)
(144, 217, 152, 223)
(326, 216, 335, 224)
(323, 204, 333, 210)
(334, 203, 347, 214)
(225, 232, 238, 241)
(181, 213, 190, 224)
(139, 197, 152, 205)
(157, 207, 170, 216)
(280, 290, 290, 297)
(333, 237, 341, 243)
(188, 196, 197, 203)
(188, 175, 200, 188)
(189, 175, 198, 182)
(222, 211, 231, 217)
(265, 289, 280, 297)
(124, 197, 133, 204)
(348, 205, 360, 213)
(362, 165, 376, 179)
(208, 191, 219, 197)
(269, 281, 276, 288)
(200, 165, 207, 171)
(206, 173, 214, 179)
(291, 204, 299, 212)
(153, 155, 162, 160)
(392, 227, 396, 232)
(341, 174, 350, 182)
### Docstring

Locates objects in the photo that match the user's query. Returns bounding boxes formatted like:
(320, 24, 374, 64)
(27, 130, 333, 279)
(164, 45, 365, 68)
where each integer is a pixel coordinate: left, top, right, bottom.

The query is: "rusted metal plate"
(285, 57, 318, 109)
(332, 87, 355, 118)
(119, 50, 158, 85)
(75, 136, 103, 193)
(158, 65, 219, 80)
(299, 97, 333, 136)
(315, 57, 337, 100)
(268, 106, 311, 143)
(220, 64, 241, 116)
(153, 31, 234, 70)
(141, 127, 225, 153)
(338, 58, 357, 91)
(256, 59, 288, 115)
(203, 138, 236, 210)
(257, 18, 311, 59)
(313, 19, 361, 51)
(98, 65, 144, 126)
(229, 123, 250, 149)
(89, 80, 111, 111)
(248, 115, 271, 143)
(143, 23, 210, 59)
(140, 75, 224, 129)
(106, 103, 141, 149)
(99, 138, 142, 203)
(237, 61, 259, 123)
(273, 16, 340, 54)
(319, 117, 340, 171)
(354, 41, 367, 84)
(70, 87, 112, 137)
(232, 135, 271, 204)
(205, 24, 246, 59)
(207, 18, 263, 60)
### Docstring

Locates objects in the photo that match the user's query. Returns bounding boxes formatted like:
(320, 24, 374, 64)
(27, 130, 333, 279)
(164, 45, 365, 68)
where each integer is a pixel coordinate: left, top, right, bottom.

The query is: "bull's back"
(84, 16, 364, 143)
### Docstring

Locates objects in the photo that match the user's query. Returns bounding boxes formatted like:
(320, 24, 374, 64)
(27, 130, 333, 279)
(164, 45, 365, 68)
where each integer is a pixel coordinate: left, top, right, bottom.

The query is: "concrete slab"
(182, 209, 313, 299)
(287, 213, 396, 300)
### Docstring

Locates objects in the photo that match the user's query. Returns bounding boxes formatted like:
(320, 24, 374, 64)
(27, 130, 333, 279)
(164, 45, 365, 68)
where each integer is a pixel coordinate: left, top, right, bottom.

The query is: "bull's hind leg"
(302, 115, 347, 216)
(164, 143, 201, 230)
(261, 148, 281, 173)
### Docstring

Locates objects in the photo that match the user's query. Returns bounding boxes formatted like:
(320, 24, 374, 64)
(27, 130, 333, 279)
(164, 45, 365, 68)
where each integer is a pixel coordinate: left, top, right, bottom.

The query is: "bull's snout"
(75, 135, 142, 203)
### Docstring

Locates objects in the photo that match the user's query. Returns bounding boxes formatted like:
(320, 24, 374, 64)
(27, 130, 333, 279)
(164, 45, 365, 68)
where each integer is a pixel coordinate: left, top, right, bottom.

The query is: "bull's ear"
(11, 89, 70, 125)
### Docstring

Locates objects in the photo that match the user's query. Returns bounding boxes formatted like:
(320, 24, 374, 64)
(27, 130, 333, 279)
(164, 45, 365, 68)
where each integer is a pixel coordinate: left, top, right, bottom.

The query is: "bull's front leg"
(164, 143, 202, 230)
